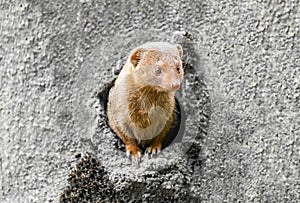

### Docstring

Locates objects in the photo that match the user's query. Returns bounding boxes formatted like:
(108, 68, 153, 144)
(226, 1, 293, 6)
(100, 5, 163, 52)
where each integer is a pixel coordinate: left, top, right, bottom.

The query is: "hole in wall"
(72, 30, 213, 176)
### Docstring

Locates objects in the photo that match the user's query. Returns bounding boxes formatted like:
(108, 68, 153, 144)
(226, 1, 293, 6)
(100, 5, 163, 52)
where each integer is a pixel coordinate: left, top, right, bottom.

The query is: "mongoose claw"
(132, 152, 142, 166)
(125, 145, 141, 163)
(146, 145, 161, 157)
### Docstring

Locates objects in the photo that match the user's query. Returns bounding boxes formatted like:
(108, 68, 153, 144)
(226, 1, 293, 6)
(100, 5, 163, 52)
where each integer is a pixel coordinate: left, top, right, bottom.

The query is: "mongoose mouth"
(155, 85, 180, 92)
(169, 85, 180, 91)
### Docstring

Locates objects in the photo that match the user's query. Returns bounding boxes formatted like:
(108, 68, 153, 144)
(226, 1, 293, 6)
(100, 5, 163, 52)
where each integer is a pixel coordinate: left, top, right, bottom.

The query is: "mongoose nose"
(171, 83, 180, 90)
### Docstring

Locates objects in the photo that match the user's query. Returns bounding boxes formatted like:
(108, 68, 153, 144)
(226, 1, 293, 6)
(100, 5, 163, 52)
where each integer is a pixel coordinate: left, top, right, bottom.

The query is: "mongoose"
(107, 42, 184, 160)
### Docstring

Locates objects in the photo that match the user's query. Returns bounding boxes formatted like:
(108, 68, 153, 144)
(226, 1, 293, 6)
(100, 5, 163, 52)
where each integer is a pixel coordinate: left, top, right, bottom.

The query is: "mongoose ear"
(176, 44, 183, 58)
(130, 48, 144, 68)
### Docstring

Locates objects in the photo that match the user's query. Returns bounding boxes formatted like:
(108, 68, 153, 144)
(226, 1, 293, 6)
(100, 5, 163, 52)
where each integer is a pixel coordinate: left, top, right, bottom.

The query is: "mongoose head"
(129, 42, 184, 92)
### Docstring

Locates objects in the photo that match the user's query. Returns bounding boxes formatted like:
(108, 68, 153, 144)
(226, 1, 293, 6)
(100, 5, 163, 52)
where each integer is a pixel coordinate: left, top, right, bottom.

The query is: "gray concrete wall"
(0, 0, 299, 202)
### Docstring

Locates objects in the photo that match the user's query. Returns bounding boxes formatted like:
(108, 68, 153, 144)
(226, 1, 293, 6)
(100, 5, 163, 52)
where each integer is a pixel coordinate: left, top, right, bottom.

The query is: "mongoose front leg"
(108, 118, 141, 161)
(124, 139, 141, 161)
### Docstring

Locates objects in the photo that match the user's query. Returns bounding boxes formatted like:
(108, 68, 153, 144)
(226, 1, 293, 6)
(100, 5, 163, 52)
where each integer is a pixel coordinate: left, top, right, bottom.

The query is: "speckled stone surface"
(0, 0, 299, 202)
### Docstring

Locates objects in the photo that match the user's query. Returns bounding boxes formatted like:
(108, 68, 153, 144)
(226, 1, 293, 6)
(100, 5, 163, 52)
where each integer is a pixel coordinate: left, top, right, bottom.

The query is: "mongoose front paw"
(146, 142, 162, 155)
(125, 144, 142, 162)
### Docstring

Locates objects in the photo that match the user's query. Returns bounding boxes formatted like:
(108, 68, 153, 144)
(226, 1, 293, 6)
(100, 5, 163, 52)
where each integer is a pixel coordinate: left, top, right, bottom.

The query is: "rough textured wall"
(0, 0, 299, 202)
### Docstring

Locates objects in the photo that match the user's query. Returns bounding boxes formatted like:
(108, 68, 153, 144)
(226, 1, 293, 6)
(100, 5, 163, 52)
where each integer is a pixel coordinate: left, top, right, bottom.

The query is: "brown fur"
(107, 42, 183, 159)
(128, 86, 174, 129)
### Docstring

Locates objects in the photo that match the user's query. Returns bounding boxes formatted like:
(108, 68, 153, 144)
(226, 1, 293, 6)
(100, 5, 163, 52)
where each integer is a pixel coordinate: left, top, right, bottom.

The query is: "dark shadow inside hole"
(96, 77, 185, 154)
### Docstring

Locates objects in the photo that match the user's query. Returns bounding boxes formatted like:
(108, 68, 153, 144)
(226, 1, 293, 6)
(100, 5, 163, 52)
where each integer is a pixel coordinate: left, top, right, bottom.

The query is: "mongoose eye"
(176, 66, 181, 74)
(154, 67, 162, 75)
